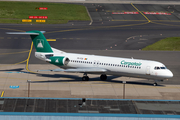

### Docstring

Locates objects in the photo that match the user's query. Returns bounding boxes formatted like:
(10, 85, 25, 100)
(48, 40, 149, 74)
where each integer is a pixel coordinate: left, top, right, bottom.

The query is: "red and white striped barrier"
(29, 16, 48, 19)
(112, 12, 139, 14)
(143, 12, 171, 15)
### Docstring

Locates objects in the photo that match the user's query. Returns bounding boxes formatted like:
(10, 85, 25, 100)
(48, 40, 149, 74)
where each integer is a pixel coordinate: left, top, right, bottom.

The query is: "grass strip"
(0, 1, 90, 24)
(142, 37, 180, 51)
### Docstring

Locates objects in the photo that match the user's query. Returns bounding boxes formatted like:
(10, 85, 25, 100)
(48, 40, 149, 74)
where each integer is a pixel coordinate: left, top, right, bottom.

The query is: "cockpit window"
(154, 66, 167, 70)
(160, 67, 166, 69)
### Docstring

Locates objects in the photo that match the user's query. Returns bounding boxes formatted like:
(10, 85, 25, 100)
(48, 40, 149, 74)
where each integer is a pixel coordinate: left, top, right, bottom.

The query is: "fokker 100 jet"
(7, 30, 173, 86)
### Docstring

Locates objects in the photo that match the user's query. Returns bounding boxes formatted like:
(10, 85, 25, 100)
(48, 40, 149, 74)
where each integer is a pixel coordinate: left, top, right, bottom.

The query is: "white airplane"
(7, 30, 173, 86)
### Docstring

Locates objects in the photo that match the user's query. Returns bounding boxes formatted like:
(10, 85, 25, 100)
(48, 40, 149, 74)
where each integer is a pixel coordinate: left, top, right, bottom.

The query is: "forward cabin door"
(146, 66, 151, 75)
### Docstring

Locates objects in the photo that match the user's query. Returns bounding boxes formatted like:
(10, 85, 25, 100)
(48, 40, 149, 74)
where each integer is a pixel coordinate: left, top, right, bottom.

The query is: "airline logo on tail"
(37, 39, 44, 48)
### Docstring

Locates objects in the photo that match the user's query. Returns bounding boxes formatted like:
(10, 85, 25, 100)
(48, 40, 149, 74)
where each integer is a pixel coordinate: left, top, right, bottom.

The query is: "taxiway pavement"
(0, 3, 180, 99)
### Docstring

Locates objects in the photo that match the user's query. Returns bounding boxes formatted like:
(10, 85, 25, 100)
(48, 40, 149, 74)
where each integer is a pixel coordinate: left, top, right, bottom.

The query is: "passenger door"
(146, 66, 150, 75)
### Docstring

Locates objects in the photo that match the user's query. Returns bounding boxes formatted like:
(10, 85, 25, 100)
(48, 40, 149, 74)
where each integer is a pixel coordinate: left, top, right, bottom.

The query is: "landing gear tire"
(100, 74, 107, 80)
(82, 76, 89, 81)
(153, 83, 157, 86)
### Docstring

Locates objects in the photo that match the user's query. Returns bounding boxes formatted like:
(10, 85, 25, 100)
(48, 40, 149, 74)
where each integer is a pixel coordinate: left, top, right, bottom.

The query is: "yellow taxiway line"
(1, 91, 4, 97)
(131, 3, 151, 23)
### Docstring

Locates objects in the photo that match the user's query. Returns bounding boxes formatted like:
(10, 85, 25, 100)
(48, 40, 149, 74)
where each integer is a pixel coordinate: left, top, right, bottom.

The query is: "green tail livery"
(27, 30, 53, 53)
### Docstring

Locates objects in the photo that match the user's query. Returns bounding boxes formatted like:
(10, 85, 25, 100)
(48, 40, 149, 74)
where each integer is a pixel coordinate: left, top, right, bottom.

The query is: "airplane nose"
(167, 69, 173, 78)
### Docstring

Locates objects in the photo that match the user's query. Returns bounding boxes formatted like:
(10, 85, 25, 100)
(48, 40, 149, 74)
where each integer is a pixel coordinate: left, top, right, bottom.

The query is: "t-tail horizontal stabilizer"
(7, 30, 53, 53)
(6, 31, 45, 35)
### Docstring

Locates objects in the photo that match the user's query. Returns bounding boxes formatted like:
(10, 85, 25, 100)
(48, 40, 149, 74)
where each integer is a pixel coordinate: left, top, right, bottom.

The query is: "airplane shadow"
(1, 68, 165, 87)
(0, 68, 24, 72)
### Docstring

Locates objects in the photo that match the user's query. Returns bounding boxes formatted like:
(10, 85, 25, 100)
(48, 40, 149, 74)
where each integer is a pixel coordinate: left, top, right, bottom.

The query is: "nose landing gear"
(82, 73, 89, 81)
(153, 80, 163, 86)
(153, 82, 158, 86)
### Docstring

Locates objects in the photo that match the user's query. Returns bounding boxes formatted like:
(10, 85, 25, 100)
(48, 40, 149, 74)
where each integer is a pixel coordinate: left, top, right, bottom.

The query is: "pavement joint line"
(131, 3, 151, 23)
(1, 91, 4, 97)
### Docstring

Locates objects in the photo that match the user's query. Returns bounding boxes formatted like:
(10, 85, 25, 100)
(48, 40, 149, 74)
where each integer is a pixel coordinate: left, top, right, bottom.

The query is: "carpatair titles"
(121, 60, 142, 66)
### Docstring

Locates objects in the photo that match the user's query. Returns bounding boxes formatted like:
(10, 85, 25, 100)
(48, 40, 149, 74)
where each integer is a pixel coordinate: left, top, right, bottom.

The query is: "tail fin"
(7, 30, 53, 53)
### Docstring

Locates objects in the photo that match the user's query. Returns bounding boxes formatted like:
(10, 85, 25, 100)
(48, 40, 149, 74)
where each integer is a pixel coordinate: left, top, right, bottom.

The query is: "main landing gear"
(100, 74, 107, 80)
(82, 73, 107, 81)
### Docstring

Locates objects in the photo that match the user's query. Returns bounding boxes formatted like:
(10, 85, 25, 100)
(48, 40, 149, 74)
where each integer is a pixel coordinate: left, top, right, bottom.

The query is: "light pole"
(123, 81, 126, 99)
(27, 80, 31, 97)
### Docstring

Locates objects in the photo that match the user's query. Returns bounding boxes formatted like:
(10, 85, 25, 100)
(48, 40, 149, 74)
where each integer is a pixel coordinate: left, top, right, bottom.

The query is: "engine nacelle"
(49, 56, 69, 66)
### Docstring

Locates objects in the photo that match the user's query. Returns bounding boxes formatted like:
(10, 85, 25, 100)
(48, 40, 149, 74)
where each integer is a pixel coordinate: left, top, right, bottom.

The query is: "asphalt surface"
(85, 4, 180, 22)
(0, 3, 180, 86)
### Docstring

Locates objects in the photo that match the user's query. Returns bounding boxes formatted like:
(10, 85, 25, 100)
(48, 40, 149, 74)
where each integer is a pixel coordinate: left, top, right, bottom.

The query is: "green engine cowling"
(49, 56, 69, 66)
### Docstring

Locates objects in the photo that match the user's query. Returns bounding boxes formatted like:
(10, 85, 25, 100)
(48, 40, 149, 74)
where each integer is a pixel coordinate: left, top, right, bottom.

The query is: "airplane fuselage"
(35, 48, 173, 81)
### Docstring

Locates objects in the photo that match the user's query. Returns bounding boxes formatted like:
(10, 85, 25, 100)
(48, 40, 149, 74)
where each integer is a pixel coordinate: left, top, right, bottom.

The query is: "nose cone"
(166, 69, 173, 78)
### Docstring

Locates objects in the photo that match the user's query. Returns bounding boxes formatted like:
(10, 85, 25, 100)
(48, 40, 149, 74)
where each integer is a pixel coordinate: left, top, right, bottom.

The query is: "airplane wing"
(37, 67, 107, 73)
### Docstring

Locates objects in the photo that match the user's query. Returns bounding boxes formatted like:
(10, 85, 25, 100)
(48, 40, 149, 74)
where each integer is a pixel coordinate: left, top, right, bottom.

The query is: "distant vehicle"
(7, 30, 173, 86)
